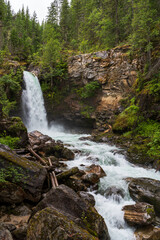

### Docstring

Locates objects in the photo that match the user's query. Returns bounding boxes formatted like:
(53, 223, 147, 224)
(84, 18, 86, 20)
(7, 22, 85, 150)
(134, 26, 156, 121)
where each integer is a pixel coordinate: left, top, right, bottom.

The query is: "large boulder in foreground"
(0, 144, 47, 202)
(27, 207, 98, 240)
(30, 184, 110, 240)
(128, 178, 160, 215)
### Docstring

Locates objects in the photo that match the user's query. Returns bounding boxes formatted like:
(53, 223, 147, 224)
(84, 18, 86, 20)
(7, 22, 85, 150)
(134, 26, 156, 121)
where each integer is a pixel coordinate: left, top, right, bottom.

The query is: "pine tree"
(60, 0, 71, 45)
(130, 0, 159, 64)
(47, 0, 58, 25)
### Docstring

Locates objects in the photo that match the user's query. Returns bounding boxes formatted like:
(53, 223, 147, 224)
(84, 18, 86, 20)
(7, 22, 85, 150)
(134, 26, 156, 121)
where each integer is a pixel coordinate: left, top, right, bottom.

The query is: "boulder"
(82, 173, 100, 185)
(64, 178, 87, 192)
(104, 186, 125, 202)
(27, 207, 98, 240)
(0, 182, 25, 204)
(0, 145, 47, 202)
(0, 225, 13, 240)
(30, 184, 110, 240)
(128, 178, 160, 215)
(28, 131, 75, 160)
(135, 226, 160, 240)
(56, 167, 81, 181)
(11, 204, 31, 216)
(78, 191, 95, 206)
(122, 202, 155, 226)
(85, 164, 106, 178)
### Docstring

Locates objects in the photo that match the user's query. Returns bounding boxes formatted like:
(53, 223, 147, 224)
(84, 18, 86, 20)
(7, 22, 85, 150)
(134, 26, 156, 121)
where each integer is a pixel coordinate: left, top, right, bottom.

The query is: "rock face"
(128, 178, 160, 215)
(30, 184, 110, 240)
(0, 145, 47, 202)
(45, 45, 138, 129)
(135, 226, 160, 240)
(122, 202, 155, 226)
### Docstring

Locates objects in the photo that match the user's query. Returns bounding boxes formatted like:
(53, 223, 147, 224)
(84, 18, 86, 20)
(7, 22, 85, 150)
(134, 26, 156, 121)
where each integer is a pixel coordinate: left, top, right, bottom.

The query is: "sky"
(9, 0, 54, 23)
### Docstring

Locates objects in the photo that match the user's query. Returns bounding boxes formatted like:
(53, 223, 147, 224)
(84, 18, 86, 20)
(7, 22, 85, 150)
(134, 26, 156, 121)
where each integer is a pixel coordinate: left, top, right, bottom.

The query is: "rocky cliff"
(46, 45, 139, 131)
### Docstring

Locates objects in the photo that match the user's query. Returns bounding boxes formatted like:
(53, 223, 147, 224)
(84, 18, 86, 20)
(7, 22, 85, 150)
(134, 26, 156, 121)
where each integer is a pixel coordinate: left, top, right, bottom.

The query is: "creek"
(22, 71, 160, 240)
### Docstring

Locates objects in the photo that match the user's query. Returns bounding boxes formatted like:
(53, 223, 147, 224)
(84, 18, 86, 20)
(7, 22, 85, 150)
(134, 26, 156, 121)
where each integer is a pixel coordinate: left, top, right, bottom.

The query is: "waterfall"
(22, 71, 48, 131)
(21, 71, 160, 240)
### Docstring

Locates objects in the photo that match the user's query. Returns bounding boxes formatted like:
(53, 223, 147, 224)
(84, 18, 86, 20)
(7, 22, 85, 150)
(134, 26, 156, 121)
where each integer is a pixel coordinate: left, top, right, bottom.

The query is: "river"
(22, 71, 160, 240)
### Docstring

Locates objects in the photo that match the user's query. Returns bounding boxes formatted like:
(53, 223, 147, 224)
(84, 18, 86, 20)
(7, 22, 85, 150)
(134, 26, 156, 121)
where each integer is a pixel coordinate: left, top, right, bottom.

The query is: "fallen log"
(48, 157, 58, 188)
(28, 147, 46, 165)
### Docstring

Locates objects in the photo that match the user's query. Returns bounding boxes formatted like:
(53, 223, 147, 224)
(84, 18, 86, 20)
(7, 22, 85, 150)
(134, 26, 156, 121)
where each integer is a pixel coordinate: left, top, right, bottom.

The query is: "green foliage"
(113, 105, 139, 132)
(0, 72, 22, 116)
(76, 81, 100, 99)
(145, 73, 160, 96)
(0, 136, 20, 149)
(129, 0, 159, 59)
(81, 105, 94, 118)
(135, 120, 160, 158)
(0, 166, 25, 183)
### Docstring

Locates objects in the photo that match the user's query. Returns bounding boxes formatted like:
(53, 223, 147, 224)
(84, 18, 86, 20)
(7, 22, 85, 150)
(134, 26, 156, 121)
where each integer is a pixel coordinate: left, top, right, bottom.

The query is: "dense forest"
(0, 0, 160, 61)
(0, 0, 160, 159)
(1, 1, 160, 239)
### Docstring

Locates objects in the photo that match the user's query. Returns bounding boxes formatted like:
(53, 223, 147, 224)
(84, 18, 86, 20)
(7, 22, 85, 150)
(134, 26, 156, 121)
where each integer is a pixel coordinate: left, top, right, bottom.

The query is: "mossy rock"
(0, 145, 47, 202)
(31, 184, 110, 240)
(27, 207, 98, 240)
(113, 105, 139, 133)
(0, 116, 28, 147)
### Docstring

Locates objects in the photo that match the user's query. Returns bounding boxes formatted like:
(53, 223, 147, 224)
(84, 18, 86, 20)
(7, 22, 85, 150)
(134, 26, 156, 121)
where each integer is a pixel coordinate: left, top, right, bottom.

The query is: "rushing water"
(22, 72, 160, 240)
(22, 71, 48, 131)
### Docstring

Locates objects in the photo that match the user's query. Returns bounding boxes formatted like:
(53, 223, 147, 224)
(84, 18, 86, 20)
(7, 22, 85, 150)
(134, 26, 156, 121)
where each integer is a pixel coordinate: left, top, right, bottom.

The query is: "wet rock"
(78, 191, 95, 206)
(104, 186, 125, 201)
(122, 202, 155, 226)
(62, 147, 75, 160)
(135, 225, 160, 240)
(82, 173, 100, 184)
(0, 225, 13, 240)
(86, 156, 99, 162)
(128, 178, 160, 215)
(64, 178, 87, 192)
(0, 182, 25, 204)
(28, 131, 75, 160)
(85, 164, 106, 178)
(0, 145, 47, 202)
(31, 184, 110, 240)
(27, 207, 98, 240)
(56, 167, 81, 181)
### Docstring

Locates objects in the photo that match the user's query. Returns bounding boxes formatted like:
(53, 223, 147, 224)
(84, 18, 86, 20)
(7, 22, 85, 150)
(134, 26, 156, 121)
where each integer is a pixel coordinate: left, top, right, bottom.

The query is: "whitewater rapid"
(22, 71, 160, 240)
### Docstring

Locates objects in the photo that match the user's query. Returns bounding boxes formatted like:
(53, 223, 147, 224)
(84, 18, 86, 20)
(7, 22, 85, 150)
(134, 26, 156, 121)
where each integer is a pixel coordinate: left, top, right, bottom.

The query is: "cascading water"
(21, 71, 160, 240)
(22, 71, 48, 131)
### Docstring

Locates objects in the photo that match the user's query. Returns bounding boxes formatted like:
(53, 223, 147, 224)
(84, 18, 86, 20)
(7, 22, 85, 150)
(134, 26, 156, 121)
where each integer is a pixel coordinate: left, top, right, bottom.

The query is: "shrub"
(0, 136, 20, 149)
(76, 81, 100, 99)
(113, 105, 139, 132)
